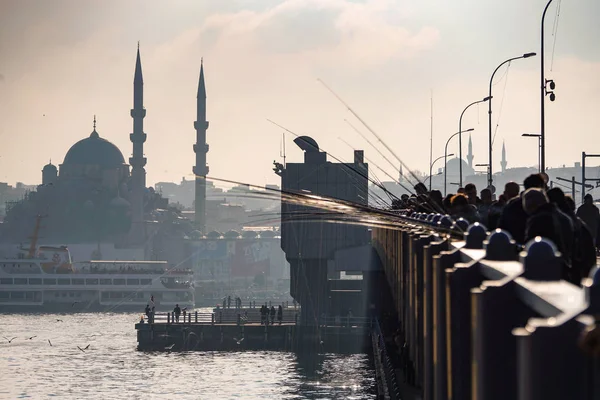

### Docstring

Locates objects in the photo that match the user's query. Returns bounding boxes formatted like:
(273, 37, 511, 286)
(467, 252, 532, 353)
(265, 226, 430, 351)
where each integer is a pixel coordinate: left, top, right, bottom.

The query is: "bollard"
(484, 229, 517, 261)
(446, 258, 484, 400)
(188, 313, 191, 324)
(452, 217, 469, 233)
(211, 313, 215, 325)
(195, 311, 198, 323)
(422, 238, 447, 400)
(432, 248, 461, 400)
(464, 223, 487, 249)
(167, 312, 171, 324)
(520, 238, 562, 281)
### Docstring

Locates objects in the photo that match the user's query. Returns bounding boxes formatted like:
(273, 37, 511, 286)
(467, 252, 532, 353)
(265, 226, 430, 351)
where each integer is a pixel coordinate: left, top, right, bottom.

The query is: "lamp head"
(482, 96, 492, 102)
(448, 153, 455, 157)
(523, 52, 537, 58)
(465, 128, 475, 133)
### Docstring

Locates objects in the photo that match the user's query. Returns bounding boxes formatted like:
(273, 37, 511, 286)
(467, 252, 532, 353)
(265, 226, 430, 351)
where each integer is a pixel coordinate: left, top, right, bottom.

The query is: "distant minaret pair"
(465, 134, 507, 173)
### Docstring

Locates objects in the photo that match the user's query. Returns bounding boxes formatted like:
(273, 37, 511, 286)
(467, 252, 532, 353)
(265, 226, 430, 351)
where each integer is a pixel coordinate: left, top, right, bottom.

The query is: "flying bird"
(3, 337, 17, 343)
(48, 339, 53, 346)
(165, 344, 175, 350)
(56, 319, 63, 322)
(77, 345, 90, 353)
(71, 302, 80, 307)
(26, 336, 37, 340)
(233, 337, 244, 345)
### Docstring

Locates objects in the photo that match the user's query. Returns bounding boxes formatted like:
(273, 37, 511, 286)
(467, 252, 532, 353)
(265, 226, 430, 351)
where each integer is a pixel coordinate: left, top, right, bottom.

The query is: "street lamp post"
(429, 154, 452, 192)
(522, 133, 542, 172)
(445, 129, 474, 195)
(459, 96, 492, 188)
(541, 0, 556, 175)
(488, 52, 536, 189)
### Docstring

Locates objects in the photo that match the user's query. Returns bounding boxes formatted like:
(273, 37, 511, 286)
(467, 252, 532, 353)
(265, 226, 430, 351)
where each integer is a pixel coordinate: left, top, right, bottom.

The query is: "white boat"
(0, 244, 194, 312)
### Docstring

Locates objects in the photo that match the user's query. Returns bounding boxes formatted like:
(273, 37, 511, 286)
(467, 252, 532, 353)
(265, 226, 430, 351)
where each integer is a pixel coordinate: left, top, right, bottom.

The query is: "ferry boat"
(0, 244, 194, 312)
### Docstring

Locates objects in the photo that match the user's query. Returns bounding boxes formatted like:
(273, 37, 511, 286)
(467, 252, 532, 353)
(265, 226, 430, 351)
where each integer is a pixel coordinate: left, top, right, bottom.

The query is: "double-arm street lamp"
(458, 96, 492, 187)
(429, 154, 452, 192)
(445, 129, 474, 195)
(488, 52, 537, 189)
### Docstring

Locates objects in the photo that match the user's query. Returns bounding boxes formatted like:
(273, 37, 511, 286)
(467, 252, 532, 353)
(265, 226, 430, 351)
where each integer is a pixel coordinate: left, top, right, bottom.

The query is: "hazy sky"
(0, 0, 598, 188)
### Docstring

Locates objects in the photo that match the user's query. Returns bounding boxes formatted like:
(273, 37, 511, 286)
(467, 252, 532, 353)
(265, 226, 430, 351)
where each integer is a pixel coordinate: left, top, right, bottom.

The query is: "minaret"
(193, 59, 209, 232)
(467, 133, 474, 169)
(129, 43, 147, 245)
(500, 141, 507, 173)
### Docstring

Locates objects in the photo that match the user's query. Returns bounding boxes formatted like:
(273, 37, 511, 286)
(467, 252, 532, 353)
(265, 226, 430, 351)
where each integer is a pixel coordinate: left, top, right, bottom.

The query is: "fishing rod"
(320, 83, 448, 216)
(318, 79, 428, 191)
(338, 136, 398, 206)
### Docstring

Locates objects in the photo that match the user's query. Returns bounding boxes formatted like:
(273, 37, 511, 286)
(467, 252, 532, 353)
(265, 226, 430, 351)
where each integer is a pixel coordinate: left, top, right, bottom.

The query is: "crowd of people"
(393, 173, 599, 285)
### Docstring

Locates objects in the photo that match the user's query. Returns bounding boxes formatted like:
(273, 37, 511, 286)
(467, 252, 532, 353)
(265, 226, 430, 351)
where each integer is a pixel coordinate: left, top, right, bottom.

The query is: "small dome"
(110, 195, 130, 208)
(242, 230, 258, 239)
(43, 163, 57, 172)
(63, 128, 125, 168)
(206, 231, 222, 239)
(189, 230, 203, 240)
(224, 230, 241, 239)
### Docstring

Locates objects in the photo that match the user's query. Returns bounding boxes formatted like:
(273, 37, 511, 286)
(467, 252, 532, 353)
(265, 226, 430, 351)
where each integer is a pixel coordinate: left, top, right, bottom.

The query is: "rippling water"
(0, 310, 376, 399)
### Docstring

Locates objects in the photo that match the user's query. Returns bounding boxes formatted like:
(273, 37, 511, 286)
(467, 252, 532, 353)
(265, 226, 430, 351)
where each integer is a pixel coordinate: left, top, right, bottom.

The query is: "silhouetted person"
(429, 190, 444, 212)
(564, 194, 596, 282)
(577, 194, 600, 245)
(523, 188, 572, 280)
(498, 174, 545, 244)
(440, 194, 452, 212)
(227, 296, 231, 309)
(277, 305, 283, 325)
(478, 188, 493, 227)
(464, 183, 482, 206)
(450, 194, 479, 224)
(270, 306, 276, 325)
(174, 304, 181, 323)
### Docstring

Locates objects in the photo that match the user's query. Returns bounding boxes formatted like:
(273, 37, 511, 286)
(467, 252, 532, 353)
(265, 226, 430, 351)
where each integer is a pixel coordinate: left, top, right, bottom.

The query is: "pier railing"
(144, 310, 300, 325)
(372, 212, 600, 400)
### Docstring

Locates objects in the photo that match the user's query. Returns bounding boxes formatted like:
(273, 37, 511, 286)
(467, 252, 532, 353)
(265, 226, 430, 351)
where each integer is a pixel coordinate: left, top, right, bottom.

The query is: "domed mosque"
(1, 47, 164, 245)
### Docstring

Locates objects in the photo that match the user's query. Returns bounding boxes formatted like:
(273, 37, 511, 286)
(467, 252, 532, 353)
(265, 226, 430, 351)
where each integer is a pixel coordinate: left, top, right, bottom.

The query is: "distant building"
(0, 48, 163, 246)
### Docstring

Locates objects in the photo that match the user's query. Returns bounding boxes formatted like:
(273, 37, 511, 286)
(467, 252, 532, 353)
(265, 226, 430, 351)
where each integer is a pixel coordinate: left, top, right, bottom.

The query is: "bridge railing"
(372, 211, 600, 400)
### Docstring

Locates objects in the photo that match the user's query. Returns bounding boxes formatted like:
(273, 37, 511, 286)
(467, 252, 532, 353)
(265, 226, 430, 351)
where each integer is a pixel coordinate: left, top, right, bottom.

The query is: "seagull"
(56, 319, 63, 322)
(26, 336, 37, 340)
(3, 337, 17, 343)
(48, 339, 53, 346)
(71, 302, 80, 307)
(233, 337, 244, 345)
(77, 344, 90, 352)
(165, 344, 175, 350)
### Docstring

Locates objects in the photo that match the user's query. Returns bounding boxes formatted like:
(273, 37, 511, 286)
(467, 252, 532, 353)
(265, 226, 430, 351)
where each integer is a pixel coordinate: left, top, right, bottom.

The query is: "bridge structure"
(372, 211, 600, 400)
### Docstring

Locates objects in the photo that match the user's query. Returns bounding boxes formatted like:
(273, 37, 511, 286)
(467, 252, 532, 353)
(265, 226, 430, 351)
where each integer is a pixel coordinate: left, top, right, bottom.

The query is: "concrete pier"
(135, 312, 372, 353)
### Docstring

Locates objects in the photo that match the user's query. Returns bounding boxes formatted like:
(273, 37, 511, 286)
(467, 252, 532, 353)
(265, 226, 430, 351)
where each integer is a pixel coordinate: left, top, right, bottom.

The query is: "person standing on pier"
(174, 304, 181, 323)
(270, 306, 276, 325)
(277, 305, 283, 325)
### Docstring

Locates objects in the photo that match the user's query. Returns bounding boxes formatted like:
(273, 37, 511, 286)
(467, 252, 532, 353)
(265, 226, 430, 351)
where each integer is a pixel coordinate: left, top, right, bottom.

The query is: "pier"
(135, 309, 372, 353)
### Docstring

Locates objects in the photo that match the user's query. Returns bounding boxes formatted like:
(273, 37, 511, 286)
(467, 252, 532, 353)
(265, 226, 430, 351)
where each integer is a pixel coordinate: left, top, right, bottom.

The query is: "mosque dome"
(63, 128, 125, 168)
(444, 158, 475, 177)
(42, 163, 57, 173)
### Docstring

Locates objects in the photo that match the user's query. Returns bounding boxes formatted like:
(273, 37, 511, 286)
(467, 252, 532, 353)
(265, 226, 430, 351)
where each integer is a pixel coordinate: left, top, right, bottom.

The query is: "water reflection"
(0, 312, 376, 399)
